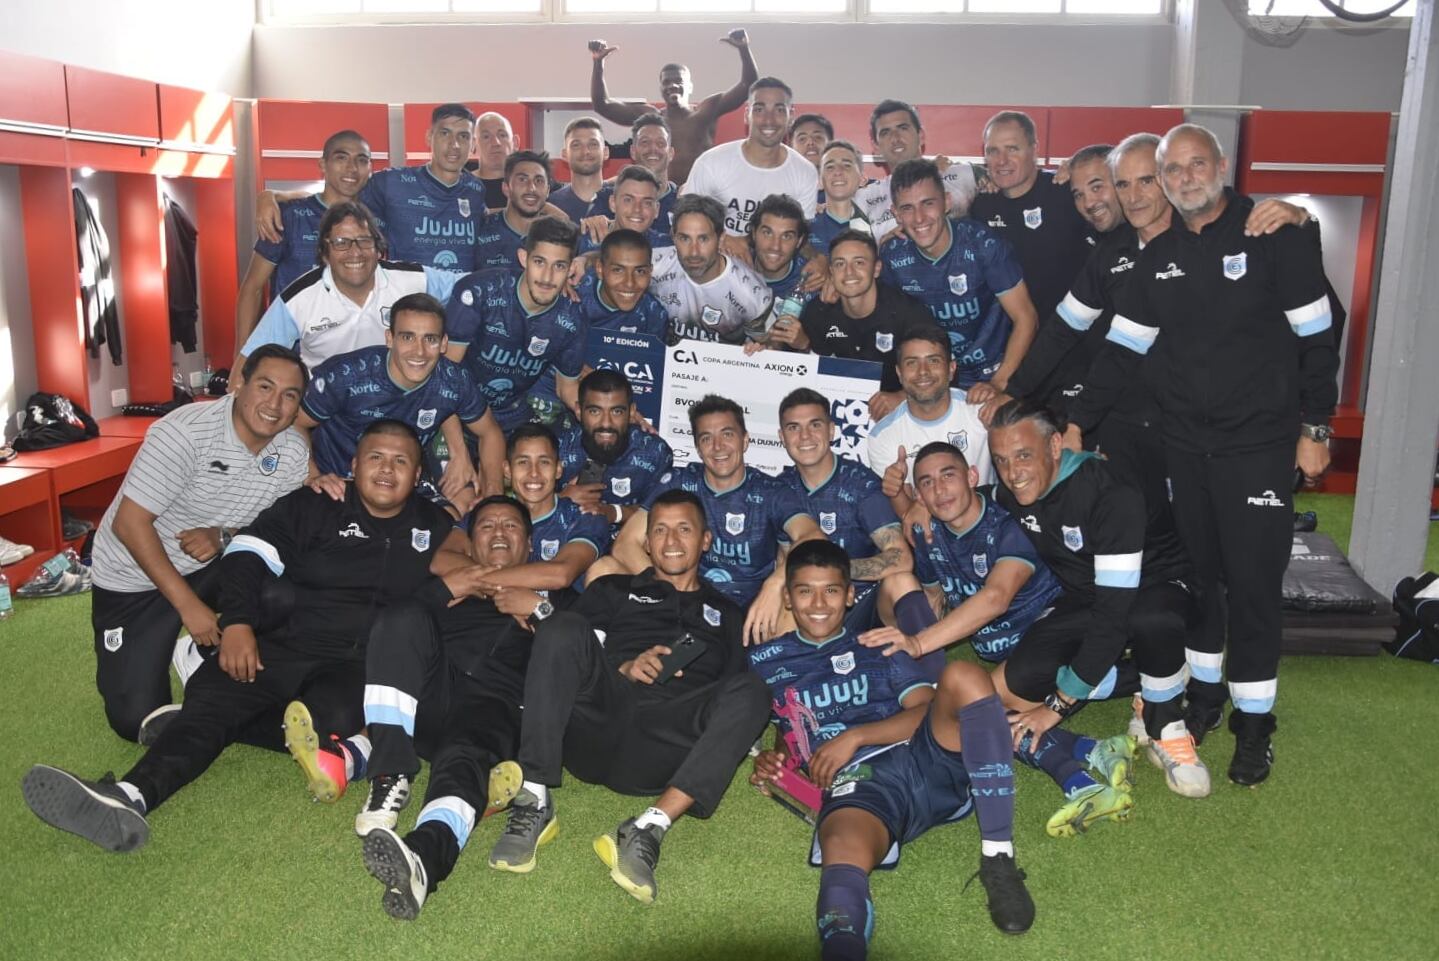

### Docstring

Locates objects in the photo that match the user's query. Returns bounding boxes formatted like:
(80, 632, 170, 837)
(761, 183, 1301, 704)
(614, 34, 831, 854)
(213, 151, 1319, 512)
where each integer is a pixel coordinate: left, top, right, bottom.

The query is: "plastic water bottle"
(0, 570, 13, 620)
(172, 363, 185, 391)
(203, 353, 214, 381)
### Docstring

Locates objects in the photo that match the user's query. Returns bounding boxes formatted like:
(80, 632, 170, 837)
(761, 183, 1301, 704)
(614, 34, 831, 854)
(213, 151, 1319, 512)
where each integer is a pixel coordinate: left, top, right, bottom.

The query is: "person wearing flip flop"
(21, 421, 465, 854)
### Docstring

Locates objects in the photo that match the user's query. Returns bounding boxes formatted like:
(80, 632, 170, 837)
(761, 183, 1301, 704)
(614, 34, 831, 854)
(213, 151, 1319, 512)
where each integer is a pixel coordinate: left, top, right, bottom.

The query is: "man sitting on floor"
(21, 421, 465, 853)
(487, 490, 772, 903)
(749, 540, 1034, 960)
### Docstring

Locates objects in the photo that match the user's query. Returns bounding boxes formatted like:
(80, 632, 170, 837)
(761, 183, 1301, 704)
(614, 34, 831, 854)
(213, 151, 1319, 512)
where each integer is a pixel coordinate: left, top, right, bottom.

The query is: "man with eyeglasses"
(239, 202, 459, 371)
(291, 293, 507, 515)
(257, 103, 488, 273)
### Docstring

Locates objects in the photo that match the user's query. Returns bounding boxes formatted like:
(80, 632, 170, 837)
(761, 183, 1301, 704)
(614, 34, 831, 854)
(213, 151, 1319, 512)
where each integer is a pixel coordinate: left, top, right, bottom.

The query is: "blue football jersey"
(881, 218, 1025, 388)
(765, 255, 816, 311)
(912, 488, 1063, 661)
(776, 457, 897, 563)
(592, 183, 678, 242)
(807, 209, 867, 257)
(471, 210, 528, 272)
(549, 185, 603, 224)
(359, 165, 487, 272)
(749, 628, 931, 754)
(301, 345, 489, 477)
(529, 497, 612, 564)
(644, 464, 812, 606)
(445, 269, 588, 430)
(557, 424, 674, 510)
(576, 271, 670, 338)
(254, 195, 327, 296)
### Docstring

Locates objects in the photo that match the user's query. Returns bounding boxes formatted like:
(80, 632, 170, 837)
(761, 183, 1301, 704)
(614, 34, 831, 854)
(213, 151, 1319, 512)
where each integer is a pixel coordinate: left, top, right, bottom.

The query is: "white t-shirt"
(682, 141, 819, 236)
(866, 389, 993, 489)
(856, 163, 980, 245)
(649, 247, 774, 344)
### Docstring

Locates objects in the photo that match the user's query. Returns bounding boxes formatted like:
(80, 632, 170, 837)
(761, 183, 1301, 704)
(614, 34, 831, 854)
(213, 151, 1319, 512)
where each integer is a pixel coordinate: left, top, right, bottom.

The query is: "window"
(264, 0, 1167, 20)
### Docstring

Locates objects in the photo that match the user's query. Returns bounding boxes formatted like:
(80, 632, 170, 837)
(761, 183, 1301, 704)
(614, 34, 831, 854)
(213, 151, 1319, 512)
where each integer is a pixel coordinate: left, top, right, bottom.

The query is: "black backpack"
(12, 392, 100, 451)
(1389, 572, 1439, 664)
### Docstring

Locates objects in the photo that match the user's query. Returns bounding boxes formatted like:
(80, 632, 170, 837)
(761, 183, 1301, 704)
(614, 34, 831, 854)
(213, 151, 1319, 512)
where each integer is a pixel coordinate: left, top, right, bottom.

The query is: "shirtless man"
(588, 29, 758, 185)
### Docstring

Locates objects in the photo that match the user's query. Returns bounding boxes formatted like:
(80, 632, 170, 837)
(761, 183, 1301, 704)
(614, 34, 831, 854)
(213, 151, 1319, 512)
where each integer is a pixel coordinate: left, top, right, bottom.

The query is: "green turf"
(1, 499, 1437, 961)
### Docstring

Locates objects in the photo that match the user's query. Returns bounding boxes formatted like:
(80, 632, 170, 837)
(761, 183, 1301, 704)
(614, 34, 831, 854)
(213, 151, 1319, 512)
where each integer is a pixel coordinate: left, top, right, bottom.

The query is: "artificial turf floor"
(1, 493, 1436, 961)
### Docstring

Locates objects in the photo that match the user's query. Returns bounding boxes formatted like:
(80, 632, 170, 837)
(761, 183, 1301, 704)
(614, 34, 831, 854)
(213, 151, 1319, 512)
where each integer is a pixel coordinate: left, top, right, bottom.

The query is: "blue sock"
(957, 694, 1015, 844)
(817, 864, 872, 961)
(893, 591, 944, 681)
(1016, 728, 1094, 795)
(1072, 735, 1098, 762)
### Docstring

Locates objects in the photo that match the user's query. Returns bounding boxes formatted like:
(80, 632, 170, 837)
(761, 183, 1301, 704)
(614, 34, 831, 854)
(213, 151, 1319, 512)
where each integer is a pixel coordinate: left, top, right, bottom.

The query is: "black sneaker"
(21, 765, 149, 852)
(137, 703, 182, 746)
(1228, 711, 1276, 786)
(593, 817, 664, 904)
(971, 852, 1035, 934)
(354, 774, 411, 836)
(362, 827, 428, 921)
(1184, 702, 1224, 747)
(488, 788, 557, 873)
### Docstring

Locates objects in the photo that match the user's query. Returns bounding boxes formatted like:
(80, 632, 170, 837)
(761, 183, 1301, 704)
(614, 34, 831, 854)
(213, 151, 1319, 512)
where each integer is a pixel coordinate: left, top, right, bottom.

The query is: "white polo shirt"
(91, 396, 311, 593)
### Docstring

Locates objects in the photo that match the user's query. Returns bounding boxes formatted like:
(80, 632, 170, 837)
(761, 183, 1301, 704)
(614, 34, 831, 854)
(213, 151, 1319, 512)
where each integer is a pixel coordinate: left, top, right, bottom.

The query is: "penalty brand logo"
(1155, 262, 1186, 280)
(1246, 490, 1285, 508)
(338, 522, 369, 539)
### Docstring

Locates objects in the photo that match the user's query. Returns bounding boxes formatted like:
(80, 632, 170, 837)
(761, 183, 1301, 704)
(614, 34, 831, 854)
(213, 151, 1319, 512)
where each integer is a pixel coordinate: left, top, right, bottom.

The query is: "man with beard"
(557, 369, 674, 530)
(682, 77, 818, 247)
(881, 160, 1038, 392)
(22, 421, 464, 852)
(551, 118, 610, 223)
(473, 151, 556, 272)
(855, 99, 988, 245)
(257, 104, 487, 273)
(358, 495, 566, 919)
(588, 29, 759, 186)
(649, 194, 773, 344)
(1069, 124, 1339, 787)
(445, 217, 587, 431)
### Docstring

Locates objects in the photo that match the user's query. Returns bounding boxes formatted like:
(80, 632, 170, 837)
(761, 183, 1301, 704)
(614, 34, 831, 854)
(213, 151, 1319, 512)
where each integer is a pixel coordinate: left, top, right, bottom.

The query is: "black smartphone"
(655, 634, 704, 683)
(578, 459, 607, 486)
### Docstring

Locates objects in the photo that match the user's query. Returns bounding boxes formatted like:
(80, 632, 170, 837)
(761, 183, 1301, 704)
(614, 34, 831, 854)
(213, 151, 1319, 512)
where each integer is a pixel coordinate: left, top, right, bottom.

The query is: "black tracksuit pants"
(517, 612, 770, 819)
(1165, 443, 1292, 716)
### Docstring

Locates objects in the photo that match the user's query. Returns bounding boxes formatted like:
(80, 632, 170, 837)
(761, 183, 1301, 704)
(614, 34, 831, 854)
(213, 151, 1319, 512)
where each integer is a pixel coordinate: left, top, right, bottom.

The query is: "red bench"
(5, 436, 143, 561)
(0, 466, 63, 584)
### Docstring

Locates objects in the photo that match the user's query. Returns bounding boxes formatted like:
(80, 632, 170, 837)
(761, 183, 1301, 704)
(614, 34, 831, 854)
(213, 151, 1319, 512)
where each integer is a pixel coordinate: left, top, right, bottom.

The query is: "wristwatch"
(1300, 423, 1332, 444)
(528, 599, 555, 626)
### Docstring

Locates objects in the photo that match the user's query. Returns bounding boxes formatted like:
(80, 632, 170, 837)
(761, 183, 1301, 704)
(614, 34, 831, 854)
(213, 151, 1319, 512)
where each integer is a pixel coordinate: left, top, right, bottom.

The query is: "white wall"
(0, 0, 255, 95)
(0, 167, 37, 441)
(1240, 21, 1410, 111)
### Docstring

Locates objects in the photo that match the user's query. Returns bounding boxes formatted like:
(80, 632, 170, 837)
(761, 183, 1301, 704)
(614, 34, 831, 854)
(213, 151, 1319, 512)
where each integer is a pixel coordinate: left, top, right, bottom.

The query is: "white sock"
(172, 634, 204, 689)
(116, 780, 146, 813)
(522, 780, 549, 809)
(981, 839, 1014, 858)
(340, 734, 372, 781)
(634, 807, 672, 832)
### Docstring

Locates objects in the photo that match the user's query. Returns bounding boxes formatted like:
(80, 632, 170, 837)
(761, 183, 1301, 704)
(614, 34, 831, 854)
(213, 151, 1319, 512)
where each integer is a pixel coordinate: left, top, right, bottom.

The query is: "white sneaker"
(171, 633, 204, 688)
(362, 826, 428, 921)
(0, 535, 34, 566)
(355, 774, 412, 836)
(1126, 693, 1151, 747)
(1146, 721, 1212, 798)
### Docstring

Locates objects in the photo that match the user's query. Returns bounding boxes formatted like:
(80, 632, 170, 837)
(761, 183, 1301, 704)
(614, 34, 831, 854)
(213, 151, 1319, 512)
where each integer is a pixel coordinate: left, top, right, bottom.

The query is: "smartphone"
(655, 633, 705, 683)
(578, 459, 607, 486)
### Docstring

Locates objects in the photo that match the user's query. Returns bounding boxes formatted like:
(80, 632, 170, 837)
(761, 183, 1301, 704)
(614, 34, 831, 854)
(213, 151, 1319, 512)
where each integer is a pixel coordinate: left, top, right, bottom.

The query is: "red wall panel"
(64, 66, 159, 142)
(114, 174, 171, 404)
(159, 84, 235, 153)
(19, 166, 87, 406)
(404, 102, 530, 163)
(1047, 107, 1186, 162)
(255, 99, 391, 182)
(0, 50, 69, 130)
(193, 179, 239, 365)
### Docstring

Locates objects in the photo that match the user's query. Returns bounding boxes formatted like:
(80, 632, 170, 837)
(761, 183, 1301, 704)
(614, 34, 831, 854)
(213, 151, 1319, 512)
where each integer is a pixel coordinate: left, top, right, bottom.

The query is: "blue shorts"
(810, 711, 973, 869)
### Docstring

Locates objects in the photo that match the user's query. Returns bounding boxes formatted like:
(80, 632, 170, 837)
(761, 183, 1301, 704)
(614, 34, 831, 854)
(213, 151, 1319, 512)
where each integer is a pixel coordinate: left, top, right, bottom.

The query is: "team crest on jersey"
(259, 453, 280, 475)
(315, 378, 326, 394)
(457, 198, 471, 218)
(948, 274, 969, 297)
(1062, 525, 1084, 552)
(103, 628, 124, 653)
(725, 512, 746, 535)
(831, 652, 856, 676)
(703, 604, 722, 627)
(411, 528, 432, 552)
(1222, 252, 1247, 281)
(527, 337, 549, 357)
(819, 512, 837, 535)
(380, 306, 392, 328)
(973, 553, 990, 577)
(610, 476, 631, 497)
(1023, 207, 1043, 229)
(461, 289, 475, 306)
(948, 430, 969, 452)
(700, 306, 723, 328)
(416, 408, 437, 430)
(540, 539, 560, 560)
(875, 331, 894, 352)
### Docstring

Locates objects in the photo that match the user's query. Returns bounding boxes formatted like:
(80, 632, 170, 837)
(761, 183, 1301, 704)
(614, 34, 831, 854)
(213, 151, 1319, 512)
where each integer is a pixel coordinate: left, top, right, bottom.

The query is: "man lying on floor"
(748, 540, 1034, 960)
(21, 420, 464, 852)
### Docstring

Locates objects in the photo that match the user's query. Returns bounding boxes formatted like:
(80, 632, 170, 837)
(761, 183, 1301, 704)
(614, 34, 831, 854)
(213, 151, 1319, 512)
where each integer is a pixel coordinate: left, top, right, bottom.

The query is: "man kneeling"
(750, 541, 1034, 959)
(488, 489, 771, 903)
